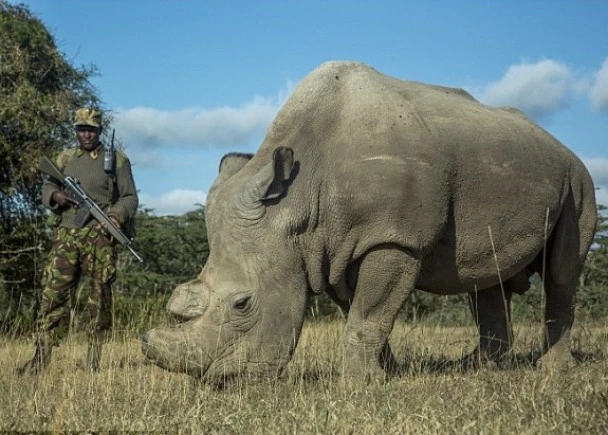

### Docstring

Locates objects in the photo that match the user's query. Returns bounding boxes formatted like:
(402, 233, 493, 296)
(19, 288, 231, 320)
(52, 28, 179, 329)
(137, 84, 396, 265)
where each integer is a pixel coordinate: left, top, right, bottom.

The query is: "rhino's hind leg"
(537, 275, 576, 370)
(536, 189, 594, 371)
(343, 247, 420, 381)
(532, 267, 578, 371)
(465, 285, 514, 369)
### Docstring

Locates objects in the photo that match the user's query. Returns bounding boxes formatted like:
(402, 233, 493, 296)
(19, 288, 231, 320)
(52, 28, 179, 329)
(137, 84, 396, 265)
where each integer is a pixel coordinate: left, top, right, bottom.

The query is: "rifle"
(38, 155, 143, 262)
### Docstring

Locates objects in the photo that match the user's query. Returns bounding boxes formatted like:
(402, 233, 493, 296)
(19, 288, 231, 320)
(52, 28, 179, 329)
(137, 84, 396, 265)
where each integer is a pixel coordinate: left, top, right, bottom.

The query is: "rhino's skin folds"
(142, 61, 597, 382)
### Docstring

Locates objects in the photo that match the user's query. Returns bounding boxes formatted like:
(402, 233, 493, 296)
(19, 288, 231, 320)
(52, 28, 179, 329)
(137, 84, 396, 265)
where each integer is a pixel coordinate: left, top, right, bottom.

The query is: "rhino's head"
(142, 147, 309, 382)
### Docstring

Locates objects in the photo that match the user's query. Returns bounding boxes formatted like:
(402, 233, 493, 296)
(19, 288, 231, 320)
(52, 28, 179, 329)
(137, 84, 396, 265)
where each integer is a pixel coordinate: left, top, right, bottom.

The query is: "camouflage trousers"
(36, 225, 116, 345)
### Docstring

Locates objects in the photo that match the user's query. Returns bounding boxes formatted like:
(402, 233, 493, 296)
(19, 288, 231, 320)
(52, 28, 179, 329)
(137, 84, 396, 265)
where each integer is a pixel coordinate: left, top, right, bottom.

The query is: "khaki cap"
(74, 108, 102, 128)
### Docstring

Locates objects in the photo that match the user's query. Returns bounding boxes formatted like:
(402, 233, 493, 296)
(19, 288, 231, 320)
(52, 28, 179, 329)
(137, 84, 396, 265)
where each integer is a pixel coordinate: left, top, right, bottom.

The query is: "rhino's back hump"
(269, 61, 576, 205)
(268, 61, 569, 164)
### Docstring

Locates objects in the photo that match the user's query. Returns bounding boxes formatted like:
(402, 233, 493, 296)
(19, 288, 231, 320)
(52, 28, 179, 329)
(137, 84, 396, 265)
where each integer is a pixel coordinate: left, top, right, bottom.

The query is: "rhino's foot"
(341, 346, 392, 384)
(458, 346, 514, 371)
(341, 363, 389, 385)
(535, 347, 577, 372)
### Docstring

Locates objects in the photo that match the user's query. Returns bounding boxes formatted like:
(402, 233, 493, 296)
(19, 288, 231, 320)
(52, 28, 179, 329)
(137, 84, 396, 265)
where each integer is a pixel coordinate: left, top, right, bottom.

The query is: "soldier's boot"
(17, 336, 53, 376)
(86, 340, 103, 372)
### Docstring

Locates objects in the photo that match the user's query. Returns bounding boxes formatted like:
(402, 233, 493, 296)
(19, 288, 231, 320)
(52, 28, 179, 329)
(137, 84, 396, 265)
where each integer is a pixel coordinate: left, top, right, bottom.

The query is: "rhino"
(142, 61, 597, 382)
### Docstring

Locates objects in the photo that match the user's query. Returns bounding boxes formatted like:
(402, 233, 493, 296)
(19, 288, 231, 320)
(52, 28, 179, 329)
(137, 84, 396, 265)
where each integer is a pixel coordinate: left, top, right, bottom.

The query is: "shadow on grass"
(284, 348, 605, 386)
(397, 348, 604, 377)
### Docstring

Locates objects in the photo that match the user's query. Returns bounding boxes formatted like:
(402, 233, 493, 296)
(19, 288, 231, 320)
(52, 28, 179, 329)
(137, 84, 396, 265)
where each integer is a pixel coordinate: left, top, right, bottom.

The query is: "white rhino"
(142, 61, 597, 382)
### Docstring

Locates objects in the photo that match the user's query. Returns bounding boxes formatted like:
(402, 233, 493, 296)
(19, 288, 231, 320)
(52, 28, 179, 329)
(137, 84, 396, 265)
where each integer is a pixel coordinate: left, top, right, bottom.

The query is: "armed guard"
(18, 108, 139, 374)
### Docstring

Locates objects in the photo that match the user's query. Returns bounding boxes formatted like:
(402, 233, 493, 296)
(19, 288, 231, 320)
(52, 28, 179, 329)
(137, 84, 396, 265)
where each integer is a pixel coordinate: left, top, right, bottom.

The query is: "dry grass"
(1, 319, 607, 433)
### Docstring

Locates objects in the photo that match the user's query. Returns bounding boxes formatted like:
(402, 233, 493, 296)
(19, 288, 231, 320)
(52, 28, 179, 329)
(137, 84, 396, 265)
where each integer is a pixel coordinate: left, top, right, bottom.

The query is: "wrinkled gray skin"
(142, 61, 597, 382)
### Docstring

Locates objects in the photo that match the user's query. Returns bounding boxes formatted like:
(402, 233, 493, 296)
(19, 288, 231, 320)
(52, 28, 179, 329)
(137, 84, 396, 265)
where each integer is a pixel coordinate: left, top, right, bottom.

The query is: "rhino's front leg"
(465, 285, 514, 368)
(343, 247, 420, 381)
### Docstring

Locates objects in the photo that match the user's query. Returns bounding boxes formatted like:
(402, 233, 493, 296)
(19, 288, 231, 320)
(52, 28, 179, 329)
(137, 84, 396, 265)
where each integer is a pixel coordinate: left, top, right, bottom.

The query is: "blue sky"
(16, 0, 608, 214)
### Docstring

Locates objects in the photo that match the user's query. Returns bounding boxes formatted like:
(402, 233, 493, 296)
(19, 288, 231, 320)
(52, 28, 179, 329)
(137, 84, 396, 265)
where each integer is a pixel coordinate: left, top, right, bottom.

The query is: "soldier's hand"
(98, 215, 120, 243)
(109, 216, 120, 227)
(52, 190, 78, 207)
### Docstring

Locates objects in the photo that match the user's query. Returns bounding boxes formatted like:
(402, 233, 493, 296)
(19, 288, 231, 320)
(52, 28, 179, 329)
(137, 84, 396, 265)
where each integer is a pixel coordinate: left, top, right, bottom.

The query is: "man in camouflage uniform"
(18, 108, 138, 374)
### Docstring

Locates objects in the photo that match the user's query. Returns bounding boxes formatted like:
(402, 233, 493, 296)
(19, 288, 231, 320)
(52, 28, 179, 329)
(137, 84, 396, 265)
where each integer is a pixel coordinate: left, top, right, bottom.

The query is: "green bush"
(112, 288, 172, 334)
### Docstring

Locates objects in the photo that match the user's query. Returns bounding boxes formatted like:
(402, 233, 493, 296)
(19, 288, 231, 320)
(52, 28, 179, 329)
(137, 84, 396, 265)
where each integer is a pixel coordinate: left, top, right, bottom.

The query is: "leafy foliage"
(0, 1, 99, 192)
(114, 207, 208, 295)
(582, 205, 608, 287)
(578, 204, 608, 319)
(0, 1, 100, 333)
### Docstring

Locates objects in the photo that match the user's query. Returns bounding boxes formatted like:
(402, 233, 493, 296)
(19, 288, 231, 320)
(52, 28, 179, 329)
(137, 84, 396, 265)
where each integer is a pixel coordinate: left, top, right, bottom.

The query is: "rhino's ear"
(260, 147, 294, 200)
(215, 153, 254, 186)
(235, 147, 294, 221)
(219, 152, 254, 177)
(208, 152, 254, 198)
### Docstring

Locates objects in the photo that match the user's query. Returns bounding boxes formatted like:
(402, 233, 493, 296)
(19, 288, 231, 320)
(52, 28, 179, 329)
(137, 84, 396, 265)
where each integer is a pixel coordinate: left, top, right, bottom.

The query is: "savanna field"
(3, 3, 608, 435)
(2, 317, 607, 434)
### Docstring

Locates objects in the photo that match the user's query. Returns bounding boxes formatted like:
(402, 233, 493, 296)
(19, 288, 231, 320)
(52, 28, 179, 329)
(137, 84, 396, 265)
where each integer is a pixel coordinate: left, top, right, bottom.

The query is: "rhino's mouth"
(205, 359, 287, 388)
(141, 321, 213, 377)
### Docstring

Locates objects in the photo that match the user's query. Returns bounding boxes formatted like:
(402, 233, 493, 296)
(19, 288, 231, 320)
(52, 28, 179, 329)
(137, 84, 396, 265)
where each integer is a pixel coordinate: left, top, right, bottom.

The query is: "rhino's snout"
(141, 325, 211, 377)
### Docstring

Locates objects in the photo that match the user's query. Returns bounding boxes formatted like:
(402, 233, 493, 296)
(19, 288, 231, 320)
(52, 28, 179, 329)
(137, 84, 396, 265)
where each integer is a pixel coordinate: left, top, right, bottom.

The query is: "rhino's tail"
(546, 168, 597, 289)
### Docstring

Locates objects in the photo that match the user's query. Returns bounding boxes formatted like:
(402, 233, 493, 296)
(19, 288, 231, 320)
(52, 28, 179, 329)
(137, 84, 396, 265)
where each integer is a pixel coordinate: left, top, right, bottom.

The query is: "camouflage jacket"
(42, 146, 139, 229)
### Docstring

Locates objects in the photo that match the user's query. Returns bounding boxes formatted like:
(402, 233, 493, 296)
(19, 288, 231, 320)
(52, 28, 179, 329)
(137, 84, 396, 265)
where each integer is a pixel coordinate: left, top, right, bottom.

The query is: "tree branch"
(0, 245, 41, 255)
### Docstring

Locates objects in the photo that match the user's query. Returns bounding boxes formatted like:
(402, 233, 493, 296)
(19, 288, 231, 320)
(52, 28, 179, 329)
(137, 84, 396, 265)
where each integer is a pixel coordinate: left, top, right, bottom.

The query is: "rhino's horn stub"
(166, 279, 206, 319)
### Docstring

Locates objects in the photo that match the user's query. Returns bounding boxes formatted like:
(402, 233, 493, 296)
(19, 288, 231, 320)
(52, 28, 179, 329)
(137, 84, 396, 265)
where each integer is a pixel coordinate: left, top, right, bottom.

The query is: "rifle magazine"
(74, 206, 91, 227)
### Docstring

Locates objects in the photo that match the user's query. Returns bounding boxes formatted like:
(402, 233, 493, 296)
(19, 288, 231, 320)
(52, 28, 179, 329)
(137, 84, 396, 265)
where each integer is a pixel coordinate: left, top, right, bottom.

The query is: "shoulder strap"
(107, 148, 117, 205)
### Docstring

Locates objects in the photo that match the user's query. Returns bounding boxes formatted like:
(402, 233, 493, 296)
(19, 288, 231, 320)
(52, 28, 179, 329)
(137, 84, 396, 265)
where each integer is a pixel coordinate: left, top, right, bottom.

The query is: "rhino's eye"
(233, 296, 251, 313)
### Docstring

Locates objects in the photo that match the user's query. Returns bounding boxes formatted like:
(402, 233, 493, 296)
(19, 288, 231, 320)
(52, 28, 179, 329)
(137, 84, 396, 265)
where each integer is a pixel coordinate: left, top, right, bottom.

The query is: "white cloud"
(480, 59, 577, 116)
(589, 57, 608, 111)
(139, 189, 207, 216)
(114, 95, 282, 150)
(111, 82, 299, 169)
(126, 148, 169, 169)
(583, 157, 608, 188)
(596, 187, 608, 208)
(582, 157, 608, 207)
